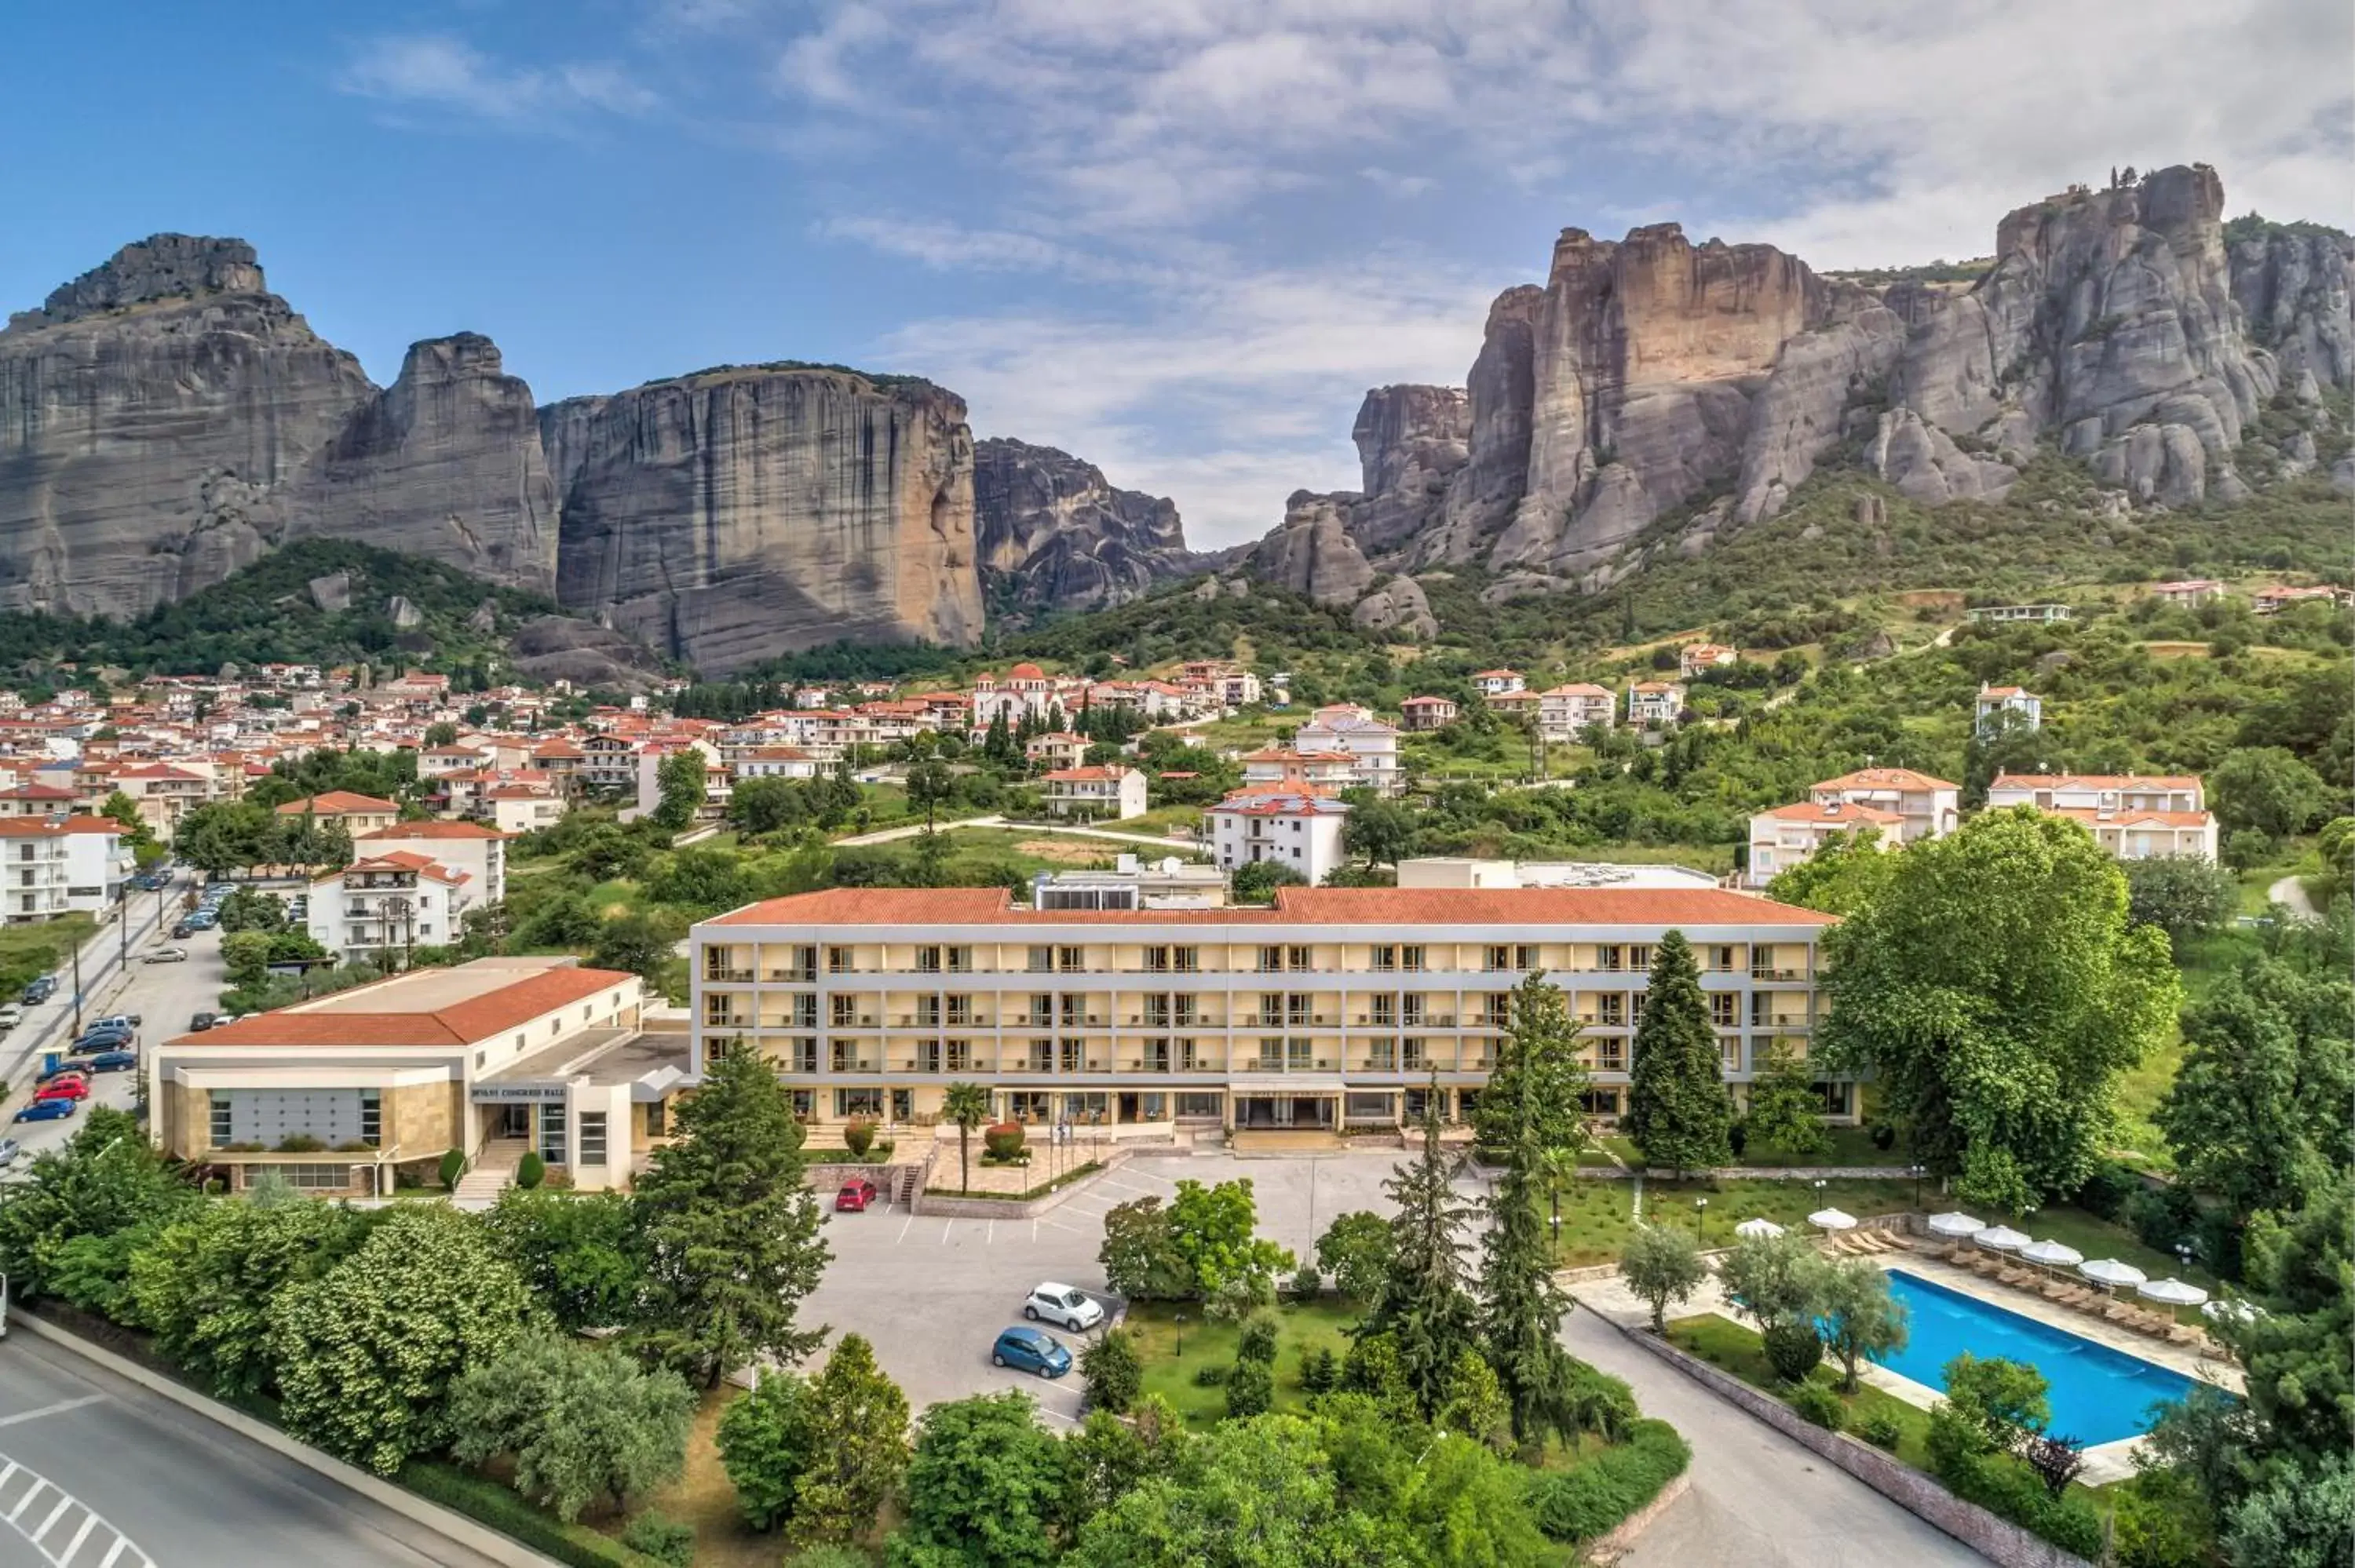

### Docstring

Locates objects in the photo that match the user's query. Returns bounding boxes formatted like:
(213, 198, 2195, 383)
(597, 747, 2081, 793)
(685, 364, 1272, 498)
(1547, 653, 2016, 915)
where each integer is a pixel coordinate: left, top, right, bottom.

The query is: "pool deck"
(1569, 1245, 2243, 1486)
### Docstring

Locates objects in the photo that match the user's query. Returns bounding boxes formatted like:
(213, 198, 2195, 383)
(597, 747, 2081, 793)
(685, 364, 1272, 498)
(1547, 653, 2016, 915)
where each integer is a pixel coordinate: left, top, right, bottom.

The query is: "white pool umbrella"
(1734, 1217, 1784, 1239)
(1809, 1209, 1857, 1231)
(2138, 1278, 2208, 1307)
(2019, 1240, 2084, 1268)
(2202, 1298, 2262, 1325)
(2079, 1258, 2149, 1289)
(1927, 1212, 1984, 1238)
(1973, 1226, 2031, 1251)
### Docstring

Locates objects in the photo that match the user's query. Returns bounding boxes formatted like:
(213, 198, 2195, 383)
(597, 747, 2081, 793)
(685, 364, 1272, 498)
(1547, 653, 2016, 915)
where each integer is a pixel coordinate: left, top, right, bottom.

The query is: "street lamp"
(1909, 1164, 1925, 1211)
(1693, 1196, 1709, 1245)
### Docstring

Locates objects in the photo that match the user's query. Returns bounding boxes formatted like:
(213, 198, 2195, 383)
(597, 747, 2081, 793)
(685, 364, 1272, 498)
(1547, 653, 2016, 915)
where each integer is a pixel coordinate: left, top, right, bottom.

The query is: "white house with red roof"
(0, 815, 133, 921)
(274, 790, 402, 835)
(1974, 684, 2043, 735)
(1678, 643, 1738, 678)
(1025, 732, 1090, 772)
(307, 851, 469, 963)
(1399, 696, 1458, 732)
(1240, 749, 1360, 794)
(357, 821, 509, 906)
(1746, 800, 1903, 887)
(1627, 682, 1687, 726)
(2149, 578, 2225, 607)
(1207, 789, 1351, 887)
(1808, 768, 1961, 842)
(1985, 772, 2217, 860)
(1538, 684, 1616, 741)
(1472, 669, 1525, 697)
(1294, 706, 1402, 796)
(1042, 765, 1148, 821)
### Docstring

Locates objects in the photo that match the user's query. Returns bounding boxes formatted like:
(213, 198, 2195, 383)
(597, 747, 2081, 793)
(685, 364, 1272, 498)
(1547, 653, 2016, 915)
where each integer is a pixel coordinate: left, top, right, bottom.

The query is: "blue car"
(13, 1098, 74, 1124)
(73, 1033, 131, 1054)
(83, 1051, 137, 1074)
(991, 1326, 1072, 1379)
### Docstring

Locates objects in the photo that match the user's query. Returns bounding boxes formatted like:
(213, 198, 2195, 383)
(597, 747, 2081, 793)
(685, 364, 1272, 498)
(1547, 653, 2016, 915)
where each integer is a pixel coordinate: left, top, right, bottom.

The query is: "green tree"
(1622, 931, 1733, 1178)
(1816, 808, 2179, 1209)
(0, 1120, 199, 1303)
(943, 1081, 992, 1195)
(1166, 1180, 1294, 1309)
(1229, 860, 1307, 905)
(1433, 1348, 1511, 1453)
(2121, 855, 2240, 950)
(129, 1194, 373, 1401)
(1363, 1099, 1478, 1418)
(267, 1205, 535, 1475)
(590, 909, 687, 985)
(1816, 1256, 1909, 1393)
(1080, 1327, 1144, 1415)
(792, 1334, 911, 1545)
(2222, 1451, 2354, 1568)
(717, 1372, 816, 1533)
(97, 790, 150, 844)
(1619, 1223, 1707, 1333)
(2229, 1176, 2353, 1475)
(1098, 1197, 1195, 1301)
(1340, 798, 1415, 870)
(423, 720, 460, 748)
(1743, 1038, 1831, 1159)
(2209, 746, 2331, 841)
(650, 748, 708, 832)
(482, 1187, 644, 1332)
(905, 760, 955, 833)
(1717, 1230, 1828, 1336)
(887, 1392, 1066, 1568)
(448, 1333, 695, 1521)
(2156, 955, 2353, 1222)
(1066, 1413, 1390, 1568)
(645, 846, 753, 914)
(1937, 1352, 2051, 1455)
(1765, 828, 1899, 916)
(215, 884, 288, 934)
(1057, 1398, 1187, 1539)
(1473, 972, 1590, 1165)
(1313, 1211, 1394, 1304)
(632, 1048, 831, 1388)
(221, 929, 276, 990)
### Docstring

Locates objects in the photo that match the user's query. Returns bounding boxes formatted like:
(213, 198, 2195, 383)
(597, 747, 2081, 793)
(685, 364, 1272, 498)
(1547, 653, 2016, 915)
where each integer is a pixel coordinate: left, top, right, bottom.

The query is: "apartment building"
(356, 821, 509, 906)
(0, 815, 132, 922)
(1207, 789, 1349, 888)
(1975, 684, 2042, 735)
(487, 786, 568, 837)
(1745, 801, 1902, 887)
(274, 791, 400, 835)
(1627, 683, 1687, 726)
(1240, 749, 1359, 794)
(1293, 706, 1402, 796)
(308, 852, 466, 964)
(151, 957, 669, 1195)
(690, 885, 1845, 1136)
(1537, 684, 1616, 742)
(1042, 766, 1148, 820)
(1984, 773, 2217, 860)
(1808, 768, 1960, 843)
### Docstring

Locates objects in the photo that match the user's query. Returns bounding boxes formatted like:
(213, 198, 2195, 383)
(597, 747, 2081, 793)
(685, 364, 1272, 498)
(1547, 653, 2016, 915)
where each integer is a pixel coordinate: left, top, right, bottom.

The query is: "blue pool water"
(1873, 1271, 2203, 1445)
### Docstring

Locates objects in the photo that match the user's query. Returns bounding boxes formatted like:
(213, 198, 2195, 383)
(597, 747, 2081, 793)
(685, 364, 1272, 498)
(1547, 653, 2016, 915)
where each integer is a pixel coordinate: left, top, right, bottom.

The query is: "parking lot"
(802, 1149, 1486, 1420)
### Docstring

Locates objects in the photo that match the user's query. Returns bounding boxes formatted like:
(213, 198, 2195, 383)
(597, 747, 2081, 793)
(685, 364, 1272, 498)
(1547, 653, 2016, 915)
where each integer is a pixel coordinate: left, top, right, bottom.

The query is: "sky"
(3, 1, 2349, 549)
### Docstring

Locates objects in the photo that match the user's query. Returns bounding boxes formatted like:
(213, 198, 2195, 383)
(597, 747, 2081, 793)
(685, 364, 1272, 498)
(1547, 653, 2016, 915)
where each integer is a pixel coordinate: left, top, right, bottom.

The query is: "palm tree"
(942, 1081, 992, 1194)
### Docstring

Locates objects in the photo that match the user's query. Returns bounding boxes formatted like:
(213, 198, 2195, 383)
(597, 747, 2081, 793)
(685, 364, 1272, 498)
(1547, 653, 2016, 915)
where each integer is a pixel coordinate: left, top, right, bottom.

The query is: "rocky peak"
(1248, 490, 1375, 608)
(16, 234, 268, 329)
(973, 437, 1192, 620)
(1345, 385, 1470, 557)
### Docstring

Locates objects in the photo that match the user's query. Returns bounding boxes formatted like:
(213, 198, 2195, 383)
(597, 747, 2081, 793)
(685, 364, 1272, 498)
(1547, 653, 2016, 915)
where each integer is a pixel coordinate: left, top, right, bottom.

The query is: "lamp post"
(1693, 1196, 1709, 1245)
(1909, 1164, 1924, 1211)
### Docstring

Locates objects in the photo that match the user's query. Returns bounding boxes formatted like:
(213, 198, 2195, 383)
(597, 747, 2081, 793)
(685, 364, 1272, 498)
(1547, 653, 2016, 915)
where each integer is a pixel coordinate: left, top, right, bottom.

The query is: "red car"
(834, 1178, 879, 1212)
(35, 1074, 89, 1103)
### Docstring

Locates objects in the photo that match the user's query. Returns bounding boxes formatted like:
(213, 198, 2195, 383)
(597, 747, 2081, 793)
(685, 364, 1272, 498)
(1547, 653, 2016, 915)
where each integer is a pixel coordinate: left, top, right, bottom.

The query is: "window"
(831, 994, 857, 1026)
(1628, 945, 1653, 973)
(828, 946, 854, 975)
(1597, 994, 1625, 1026)
(1597, 945, 1623, 972)
(1145, 995, 1170, 1028)
(1721, 1037, 1743, 1073)
(1057, 1038, 1084, 1073)
(917, 945, 942, 973)
(1594, 1039, 1627, 1072)
(1029, 1040, 1053, 1071)
(646, 1099, 666, 1137)
(1372, 944, 1397, 972)
(1516, 944, 1539, 972)
(359, 1089, 381, 1147)
(1177, 1092, 1223, 1118)
(1057, 946, 1086, 973)
(1287, 993, 1312, 1026)
(917, 997, 942, 1028)
(1258, 946, 1283, 973)
(1287, 946, 1310, 972)
(1146, 946, 1172, 974)
(947, 995, 973, 1026)
(539, 1101, 567, 1165)
(1710, 993, 1738, 1027)
(578, 1111, 608, 1167)
(1484, 944, 1510, 972)
(1371, 994, 1397, 1026)
(945, 1039, 971, 1072)
(947, 946, 972, 974)
(835, 1088, 883, 1118)
(790, 1090, 816, 1119)
(788, 1038, 818, 1073)
(1028, 996, 1053, 1026)
(1173, 946, 1199, 974)
(1402, 945, 1426, 973)
(209, 1092, 232, 1145)
(1258, 996, 1283, 1026)
(1710, 945, 1737, 972)
(1028, 946, 1053, 973)
(1404, 994, 1426, 1026)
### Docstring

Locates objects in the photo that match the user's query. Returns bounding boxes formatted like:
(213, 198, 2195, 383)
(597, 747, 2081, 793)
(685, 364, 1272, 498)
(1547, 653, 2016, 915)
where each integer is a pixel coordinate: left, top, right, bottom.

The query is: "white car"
(1024, 1282, 1104, 1332)
(0, 1006, 19, 1030)
(144, 947, 188, 964)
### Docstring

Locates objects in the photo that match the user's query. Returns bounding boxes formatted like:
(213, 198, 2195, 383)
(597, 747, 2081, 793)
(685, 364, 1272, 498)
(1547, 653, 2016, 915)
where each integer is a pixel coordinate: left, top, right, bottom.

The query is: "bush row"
(399, 1461, 666, 1568)
(1521, 1417, 1692, 1543)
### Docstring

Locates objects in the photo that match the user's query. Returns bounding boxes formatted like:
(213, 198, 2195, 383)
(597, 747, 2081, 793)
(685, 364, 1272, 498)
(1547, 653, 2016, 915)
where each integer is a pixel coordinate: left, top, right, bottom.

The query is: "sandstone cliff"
(0, 235, 560, 618)
(546, 365, 982, 675)
(973, 438, 1192, 619)
(1251, 164, 2352, 600)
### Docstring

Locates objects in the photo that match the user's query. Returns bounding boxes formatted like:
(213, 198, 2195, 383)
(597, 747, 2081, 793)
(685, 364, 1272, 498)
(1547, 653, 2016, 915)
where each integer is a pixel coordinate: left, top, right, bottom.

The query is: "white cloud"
(338, 35, 658, 124)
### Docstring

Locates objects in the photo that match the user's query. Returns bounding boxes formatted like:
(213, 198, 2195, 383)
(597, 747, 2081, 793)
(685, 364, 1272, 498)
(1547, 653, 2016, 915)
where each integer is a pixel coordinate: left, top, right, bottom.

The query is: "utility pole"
(70, 939, 83, 1038)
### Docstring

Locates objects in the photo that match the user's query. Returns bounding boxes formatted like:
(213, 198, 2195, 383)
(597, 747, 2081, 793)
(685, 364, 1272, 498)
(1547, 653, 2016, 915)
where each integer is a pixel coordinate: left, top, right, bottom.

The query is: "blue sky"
(4, 1, 2348, 547)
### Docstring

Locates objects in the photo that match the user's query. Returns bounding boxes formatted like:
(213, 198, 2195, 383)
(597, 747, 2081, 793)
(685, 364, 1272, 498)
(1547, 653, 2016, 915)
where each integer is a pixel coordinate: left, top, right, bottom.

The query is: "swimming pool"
(1874, 1271, 2205, 1445)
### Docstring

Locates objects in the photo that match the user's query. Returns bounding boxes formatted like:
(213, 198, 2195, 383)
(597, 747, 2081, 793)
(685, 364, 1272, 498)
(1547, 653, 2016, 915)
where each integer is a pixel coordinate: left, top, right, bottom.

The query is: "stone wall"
(389, 1081, 462, 1159)
(1618, 1323, 2095, 1568)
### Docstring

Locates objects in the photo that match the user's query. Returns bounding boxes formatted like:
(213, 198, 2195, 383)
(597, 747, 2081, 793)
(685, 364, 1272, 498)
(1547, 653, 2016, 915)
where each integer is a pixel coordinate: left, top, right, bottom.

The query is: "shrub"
(439, 1147, 466, 1188)
(1289, 1265, 1321, 1300)
(1762, 1321, 1825, 1384)
(2071, 1159, 2141, 1221)
(842, 1119, 876, 1160)
(1523, 1419, 1692, 1543)
(1868, 1123, 1897, 1152)
(516, 1151, 546, 1191)
(785, 1550, 876, 1568)
(1942, 1451, 2105, 1559)
(1235, 1311, 1280, 1367)
(1790, 1380, 1846, 1431)
(983, 1122, 1025, 1160)
(1192, 1362, 1228, 1387)
(1858, 1413, 1904, 1449)
(398, 1461, 649, 1568)
(276, 1133, 326, 1153)
(1300, 1347, 1340, 1395)
(1080, 1328, 1141, 1415)
(619, 1514, 695, 1567)
(1726, 1119, 1749, 1158)
(1223, 1358, 1273, 1420)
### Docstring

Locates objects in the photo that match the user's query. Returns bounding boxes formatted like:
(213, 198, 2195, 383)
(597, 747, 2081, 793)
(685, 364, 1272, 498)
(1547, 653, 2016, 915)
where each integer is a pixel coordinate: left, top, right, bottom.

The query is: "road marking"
(896, 1215, 914, 1245)
(57, 1515, 95, 1564)
(9, 1480, 46, 1523)
(940, 1220, 955, 1243)
(986, 1220, 995, 1244)
(0, 1398, 103, 1430)
(0, 1448, 153, 1568)
(29, 1496, 68, 1543)
(100, 1539, 130, 1568)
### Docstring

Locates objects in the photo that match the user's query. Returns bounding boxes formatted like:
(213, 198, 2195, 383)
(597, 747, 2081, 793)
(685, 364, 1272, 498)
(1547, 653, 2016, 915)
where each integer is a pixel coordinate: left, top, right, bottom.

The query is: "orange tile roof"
(358, 822, 509, 841)
(1758, 800, 1904, 825)
(1990, 771, 2201, 791)
(1043, 766, 1134, 782)
(710, 885, 1835, 928)
(1813, 768, 1959, 793)
(0, 815, 126, 837)
(2045, 808, 2215, 828)
(276, 790, 399, 815)
(165, 965, 637, 1049)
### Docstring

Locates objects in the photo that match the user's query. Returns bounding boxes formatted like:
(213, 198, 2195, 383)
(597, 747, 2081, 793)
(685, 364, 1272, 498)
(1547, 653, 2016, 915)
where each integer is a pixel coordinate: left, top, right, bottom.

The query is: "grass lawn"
(1597, 1123, 1905, 1170)
(1541, 1175, 1916, 1267)
(1667, 1313, 1935, 1468)
(1125, 1297, 1363, 1428)
(0, 913, 98, 993)
(1123, 804, 1206, 835)
(602, 1389, 798, 1568)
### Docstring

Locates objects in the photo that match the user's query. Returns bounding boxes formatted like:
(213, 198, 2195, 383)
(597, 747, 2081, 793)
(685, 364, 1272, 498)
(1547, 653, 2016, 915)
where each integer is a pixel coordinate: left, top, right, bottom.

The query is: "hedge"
(400, 1460, 668, 1568)
(1937, 1449, 2105, 1559)
(1523, 1417, 1692, 1543)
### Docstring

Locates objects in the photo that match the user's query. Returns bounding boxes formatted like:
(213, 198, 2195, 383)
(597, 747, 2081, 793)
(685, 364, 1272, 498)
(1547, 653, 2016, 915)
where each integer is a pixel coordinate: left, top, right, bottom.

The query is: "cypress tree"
(1623, 930, 1735, 1179)
(1364, 1087, 1478, 1417)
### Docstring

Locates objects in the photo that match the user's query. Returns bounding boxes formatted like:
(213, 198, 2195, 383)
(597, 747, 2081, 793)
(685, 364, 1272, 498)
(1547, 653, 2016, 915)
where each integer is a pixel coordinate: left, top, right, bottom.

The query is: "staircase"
(453, 1139, 532, 1208)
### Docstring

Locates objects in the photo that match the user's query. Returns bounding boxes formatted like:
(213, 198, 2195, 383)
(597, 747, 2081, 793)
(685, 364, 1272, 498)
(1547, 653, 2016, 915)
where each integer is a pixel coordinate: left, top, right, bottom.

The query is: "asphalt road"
(0, 1331, 505, 1568)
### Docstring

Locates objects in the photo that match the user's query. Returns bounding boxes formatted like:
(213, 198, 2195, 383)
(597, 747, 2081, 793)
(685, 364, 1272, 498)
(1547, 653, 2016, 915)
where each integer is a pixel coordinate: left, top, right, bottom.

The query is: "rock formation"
(1344, 385, 1468, 556)
(546, 365, 982, 675)
(1247, 492, 1375, 607)
(1249, 165, 2351, 601)
(0, 235, 558, 618)
(973, 438, 1192, 619)
(1351, 575, 1438, 640)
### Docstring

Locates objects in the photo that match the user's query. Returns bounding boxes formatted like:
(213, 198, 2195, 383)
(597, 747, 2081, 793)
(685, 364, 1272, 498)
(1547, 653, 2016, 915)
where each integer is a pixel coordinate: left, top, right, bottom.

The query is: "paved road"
(1561, 1311, 1982, 1567)
(0, 1331, 506, 1568)
(2266, 873, 2318, 920)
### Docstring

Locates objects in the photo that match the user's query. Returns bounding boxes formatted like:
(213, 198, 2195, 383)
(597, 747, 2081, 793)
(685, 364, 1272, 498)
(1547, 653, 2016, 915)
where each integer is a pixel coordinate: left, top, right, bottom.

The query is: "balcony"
(762, 969, 817, 984)
(1751, 966, 1809, 983)
(705, 967, 755, 984)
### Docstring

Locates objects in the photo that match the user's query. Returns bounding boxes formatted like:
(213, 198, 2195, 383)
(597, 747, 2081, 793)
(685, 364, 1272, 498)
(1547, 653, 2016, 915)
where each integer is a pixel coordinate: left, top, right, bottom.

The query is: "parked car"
(82, 1051, 138, 1075)
(188, 1012, 217, 1033)
(35, 1077, 89, 1103)
(0, 1005, 20, 1030)
(12, 1099, 73, 1125)
(74, 1029, 132, 1051)
(1024, 1282, 1104, 1332)
(990, 1326, 1072, 1379)
(0, 1138, 22, 1165)
(834, 1178, 880, 1212)
(145, 946, 189, 964)
(170, 923, 196, 940)
(90, 1014, 138, 1032)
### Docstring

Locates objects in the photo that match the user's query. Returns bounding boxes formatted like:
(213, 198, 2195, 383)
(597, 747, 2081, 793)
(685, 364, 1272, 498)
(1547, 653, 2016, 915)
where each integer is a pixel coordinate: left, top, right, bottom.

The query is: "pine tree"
(1364, 1087, 1478, 1417)
(1623, 930, 1734, 1178)
(1472, 973, 1592, 1163)
(631, 1049, 831, 1387)
(1476, 977, 1585, 1444)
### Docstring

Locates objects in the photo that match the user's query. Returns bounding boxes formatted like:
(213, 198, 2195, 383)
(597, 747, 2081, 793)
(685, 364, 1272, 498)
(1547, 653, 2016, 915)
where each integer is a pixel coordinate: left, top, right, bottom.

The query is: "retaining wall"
(914, 1150, 1133, 1218)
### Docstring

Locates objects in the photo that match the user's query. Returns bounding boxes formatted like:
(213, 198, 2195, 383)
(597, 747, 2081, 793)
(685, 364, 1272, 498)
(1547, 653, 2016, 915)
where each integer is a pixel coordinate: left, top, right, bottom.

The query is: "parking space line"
(9, 1479, 46, 1523)
(0, 1397, 102, 1430)
(986, 1220, 995, 1245)
(30, 1495, 69, 1543)
(58, 1513, 97, 1565)
(940, 1220, 955, 1243)
(896, 1215, 914, 1245)
(100, 1540, 130, 1568)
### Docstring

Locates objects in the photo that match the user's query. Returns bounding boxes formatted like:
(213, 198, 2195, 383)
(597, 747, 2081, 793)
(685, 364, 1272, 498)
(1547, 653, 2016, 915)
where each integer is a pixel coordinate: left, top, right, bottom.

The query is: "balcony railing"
(1751, 966, 1809, 982)
(706, 967, 754, 983)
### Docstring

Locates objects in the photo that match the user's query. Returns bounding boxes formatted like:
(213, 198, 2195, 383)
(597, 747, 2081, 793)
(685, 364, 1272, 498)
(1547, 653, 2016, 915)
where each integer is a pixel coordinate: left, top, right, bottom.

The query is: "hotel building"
(690, 885, 1845, 1137)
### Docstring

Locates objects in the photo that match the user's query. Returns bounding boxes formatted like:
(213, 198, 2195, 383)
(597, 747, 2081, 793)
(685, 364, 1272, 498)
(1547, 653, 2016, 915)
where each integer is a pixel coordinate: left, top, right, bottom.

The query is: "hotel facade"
(691, 886, 1846, 1136)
